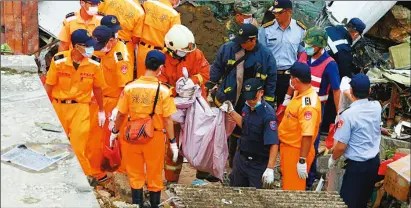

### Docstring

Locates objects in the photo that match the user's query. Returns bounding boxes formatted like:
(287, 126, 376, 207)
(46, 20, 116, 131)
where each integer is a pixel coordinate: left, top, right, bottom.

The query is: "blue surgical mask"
(305, 47, 315, 56)
(83, 46, 94, 58)
(245, 100, 262, 109)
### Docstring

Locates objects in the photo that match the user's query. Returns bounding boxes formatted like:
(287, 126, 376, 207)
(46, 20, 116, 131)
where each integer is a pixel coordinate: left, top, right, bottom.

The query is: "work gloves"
(297, 158, 308, 179)
(170, 140, 179, 163)
(214, 91, 228, 107)
(108, 108, 118, 131)
(205, 81, 217, 91)
(176, 67, 196, 98)
(98, 111, 106, 127)
(262, 168, 275, 189)
(275, 94, 291, 117)
(328, 156, 336, 169)
(220, 101, 234, 113)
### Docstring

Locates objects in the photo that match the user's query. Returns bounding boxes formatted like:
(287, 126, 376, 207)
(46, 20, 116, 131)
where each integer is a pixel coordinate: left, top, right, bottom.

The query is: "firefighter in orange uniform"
(45, 29, 106, 175)
(137, 0, 181, 78)
(98, 0, 145, 79)
(58, 0, 104, 52)
(109, 50, 178, 207)
(278, 62, 322, 190)
(157, 24, 211, 183)
(86, 22, 133, 183)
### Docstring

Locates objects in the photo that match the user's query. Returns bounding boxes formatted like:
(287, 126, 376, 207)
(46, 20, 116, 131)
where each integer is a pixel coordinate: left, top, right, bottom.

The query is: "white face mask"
(87, 6, 98, 16)
(289, 78, 295, 90)
(243, 17, 253, 24)
(176, 50, 187, 57)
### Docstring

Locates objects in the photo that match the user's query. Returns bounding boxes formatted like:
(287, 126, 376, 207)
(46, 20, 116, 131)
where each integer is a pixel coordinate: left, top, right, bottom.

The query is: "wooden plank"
(21, 1, 39, 54)
(12, 1, 23, 54)
(3, 1, 14, 51)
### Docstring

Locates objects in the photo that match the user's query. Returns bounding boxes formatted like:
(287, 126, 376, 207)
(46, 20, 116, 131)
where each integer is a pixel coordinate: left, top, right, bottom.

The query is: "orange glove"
(325, 123, 336, 149)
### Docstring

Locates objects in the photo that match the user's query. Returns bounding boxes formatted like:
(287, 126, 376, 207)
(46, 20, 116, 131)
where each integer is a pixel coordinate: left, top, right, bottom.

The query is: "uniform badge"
(116, 52, 124, 61)
(111, 17, 117, 24)
(121, 65, 128, 74)
(242, 112, 246, 117)
(270, 121, 277, 131)
(337, 120, 344, 128)
(245, 85, 251, 92)
(238, 29, 243, 35)
(304, 111, 312, 120)
(304, 97, 311, 106)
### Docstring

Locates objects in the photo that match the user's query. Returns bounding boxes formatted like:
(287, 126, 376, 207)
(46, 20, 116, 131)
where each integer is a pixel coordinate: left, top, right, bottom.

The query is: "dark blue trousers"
(340, 155, 380, 208)
(229, 151, 267, 189)
(307, 102, 325, 188)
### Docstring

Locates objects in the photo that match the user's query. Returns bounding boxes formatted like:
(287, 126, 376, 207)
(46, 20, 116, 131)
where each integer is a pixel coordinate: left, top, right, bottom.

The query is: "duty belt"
(54, 99, 78, 104)
(277, 70, 290, 75)
(240, 150, 268, 162)
(139, 41, 163, 50)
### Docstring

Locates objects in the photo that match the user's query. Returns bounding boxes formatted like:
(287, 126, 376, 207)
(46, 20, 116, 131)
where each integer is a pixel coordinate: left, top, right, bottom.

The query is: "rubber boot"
(131, 188, 144, 207)
(149, 191, 161, 208)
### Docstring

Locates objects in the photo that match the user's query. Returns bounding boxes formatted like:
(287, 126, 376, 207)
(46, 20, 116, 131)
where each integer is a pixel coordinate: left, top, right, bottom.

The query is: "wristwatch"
(112, 128, 119, 134)
(298, 157, 306, 164)
(170, 137, 176, 143)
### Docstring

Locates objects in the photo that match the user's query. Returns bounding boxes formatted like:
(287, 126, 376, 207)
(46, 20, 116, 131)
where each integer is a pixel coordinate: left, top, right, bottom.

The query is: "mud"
(176, 3, 228, 63)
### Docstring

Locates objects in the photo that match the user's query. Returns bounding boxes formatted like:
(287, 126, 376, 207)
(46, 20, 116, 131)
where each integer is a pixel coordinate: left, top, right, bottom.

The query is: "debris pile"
(165, 184, 347, 208)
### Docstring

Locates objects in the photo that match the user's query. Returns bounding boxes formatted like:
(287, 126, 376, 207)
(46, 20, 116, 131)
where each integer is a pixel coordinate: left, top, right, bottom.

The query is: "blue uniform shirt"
(239, 101, 279, 157)
(307, 51, 341, 96)
(334, 99, 382, 162)
(258, 19, 306, 70)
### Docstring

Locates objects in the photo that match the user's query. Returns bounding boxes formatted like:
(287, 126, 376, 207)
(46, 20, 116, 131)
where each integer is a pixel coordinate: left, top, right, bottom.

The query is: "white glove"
(282, 94, 292, 106)
(109, 130, 119, 148)
(340, 77, 352, 92)
(98, 111, 106, 127)
(178, 87, 195, 98)
(224, 101, 234, 113)
(328, 156, 336, 169)
(262, 168, 274, 188)
(108, 108, 118, 131)
(170, 142, 179, 163)
(297, 159, 308, 179)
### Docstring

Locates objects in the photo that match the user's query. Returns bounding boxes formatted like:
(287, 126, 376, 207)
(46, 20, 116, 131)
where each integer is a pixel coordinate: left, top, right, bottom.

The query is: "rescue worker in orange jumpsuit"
(98, 0, 145, 79)
(110, 50, 178, 208)
(278, 62, 322, 190)
(137, 0, 181, 78)
(86, 20, 133, 183)
(157, 24, 211, 183)
(58, 0, 104, 52)
(45, 29, 106, 175)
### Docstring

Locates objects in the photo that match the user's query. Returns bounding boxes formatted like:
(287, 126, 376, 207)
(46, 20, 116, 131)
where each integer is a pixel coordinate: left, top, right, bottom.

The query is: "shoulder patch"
(303, 96, 311, 107)
(97, 12, 105, 16)
(54, 54, 65, 61)
(65, 12, 75, 18)
(269, 121, 277, 131)
(91, 55, 101, 63)
(263, 20, 275, 28)
(115, 52, 124, 61)
(296, 20, 307, 30)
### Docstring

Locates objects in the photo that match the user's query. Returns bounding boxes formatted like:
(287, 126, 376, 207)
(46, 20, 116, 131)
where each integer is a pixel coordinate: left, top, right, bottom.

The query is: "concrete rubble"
(0, 55, 38, 73)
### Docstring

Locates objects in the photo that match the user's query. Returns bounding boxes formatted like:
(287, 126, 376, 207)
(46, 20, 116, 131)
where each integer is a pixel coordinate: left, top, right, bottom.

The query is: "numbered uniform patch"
(304, 111, 312, 120)
(121, 65, 127, 74)
(337, 120, 344, 128)
(270, 121, 277, 131)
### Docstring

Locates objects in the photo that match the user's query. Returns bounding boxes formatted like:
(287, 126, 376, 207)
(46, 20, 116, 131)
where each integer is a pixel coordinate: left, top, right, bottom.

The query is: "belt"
(139, 41, 163, 50)
(54, 99, 78, 104)
(240, 150, 268, 162)
(277, 70, 290, 75)
(119, 39, 130, 44)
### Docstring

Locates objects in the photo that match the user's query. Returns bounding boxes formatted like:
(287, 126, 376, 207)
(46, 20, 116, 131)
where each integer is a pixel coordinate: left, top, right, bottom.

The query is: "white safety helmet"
(165, 24, 196, 53)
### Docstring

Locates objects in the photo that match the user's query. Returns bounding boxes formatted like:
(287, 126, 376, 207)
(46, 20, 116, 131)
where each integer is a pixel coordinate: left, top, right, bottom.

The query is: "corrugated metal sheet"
(38, 1, 80, 38)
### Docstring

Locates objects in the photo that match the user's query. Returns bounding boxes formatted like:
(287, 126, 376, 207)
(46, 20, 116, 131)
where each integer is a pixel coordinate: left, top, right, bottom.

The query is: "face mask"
(87, 6, 98, 16)
(289, 78, 295, 90)
(243, 17, 253, 24)
(245, 100, 262, 108)
(175, 50, 187, 58)
(82, 46, 94, 58)
(305, 47, 315, 56)
(114, 33, 119, 39)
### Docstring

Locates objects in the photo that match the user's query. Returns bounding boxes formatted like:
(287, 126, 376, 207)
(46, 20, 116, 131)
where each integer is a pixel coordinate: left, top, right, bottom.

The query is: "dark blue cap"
(348, 18, 366, 34)
(243, 78, 264, 100)
(350, 73, 370, 93)
(92, 25, 113, 50)
(273, 0, 292, 12)
(84, 0, 101, 4)
(71, 29, 97, 47)
(101, 15, 122, 33)
(145, 50, 166, 70)
(232, 23, 258, 44)
(290, 62, 311, 82)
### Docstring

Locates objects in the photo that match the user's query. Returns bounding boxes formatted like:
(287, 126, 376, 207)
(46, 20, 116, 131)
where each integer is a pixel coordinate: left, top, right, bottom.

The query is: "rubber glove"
(108, 108, 118, 131)
(328, 156, 336, 169)
(276, 94, 291, 116)
(297, 158, 308, 179)
(98, 111, 106, 127)
(170, 141, 179, 163)
(262, 168, 274, 189)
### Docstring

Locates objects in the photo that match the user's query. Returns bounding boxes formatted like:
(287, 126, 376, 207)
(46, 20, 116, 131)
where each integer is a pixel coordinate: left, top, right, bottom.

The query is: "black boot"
(149, 191, 161, 208)
(131, 188, 144, 207)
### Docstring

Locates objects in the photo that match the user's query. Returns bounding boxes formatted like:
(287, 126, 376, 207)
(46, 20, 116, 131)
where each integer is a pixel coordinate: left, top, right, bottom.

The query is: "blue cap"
(92, 25, 113, 50)
(71, 29, 97, 47)
(145, 50, 166, 70)
(350, 73, 370, 93)
(243, 78, 264, 100)
(232, 23, 258, 44)
(84, 0, 101, 4)
(273, 0, 292, 13)
(290, 62, 311, 82)
(348, 18, 366, 34)
(101, 15, 122, 33)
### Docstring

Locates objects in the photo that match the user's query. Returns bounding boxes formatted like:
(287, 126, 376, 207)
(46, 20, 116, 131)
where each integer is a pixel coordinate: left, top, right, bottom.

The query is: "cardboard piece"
(384, 154, 410, 202)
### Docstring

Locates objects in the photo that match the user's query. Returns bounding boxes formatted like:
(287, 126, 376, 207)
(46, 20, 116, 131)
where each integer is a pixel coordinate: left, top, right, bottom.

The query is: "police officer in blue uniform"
(207, 23, 277, 168)
(222, 78, 279, 189)
(328, 73, 381, 208)
(322, 17, 366, 139)
(258, 0, 306, 107)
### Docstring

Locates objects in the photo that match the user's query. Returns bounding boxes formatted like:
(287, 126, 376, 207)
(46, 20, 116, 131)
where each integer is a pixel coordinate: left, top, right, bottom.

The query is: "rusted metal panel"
(21, 1, 39, 55)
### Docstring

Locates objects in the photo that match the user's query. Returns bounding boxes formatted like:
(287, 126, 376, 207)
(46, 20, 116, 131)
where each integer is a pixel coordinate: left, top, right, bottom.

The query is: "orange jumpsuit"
(137, 0, 181, 78)
(98, 0, 145, 78)
(157, 49, 210, 182)
(86, 40, 133, 179)
(46, 51, 106, 175)
(278, 86, 322, 190)
(117, 76, 177, 191)
(58, 11, 104, 50)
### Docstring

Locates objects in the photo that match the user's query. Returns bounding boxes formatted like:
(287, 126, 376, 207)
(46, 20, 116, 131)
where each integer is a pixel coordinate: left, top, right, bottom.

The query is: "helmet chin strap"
(167, 48, 185, 60)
